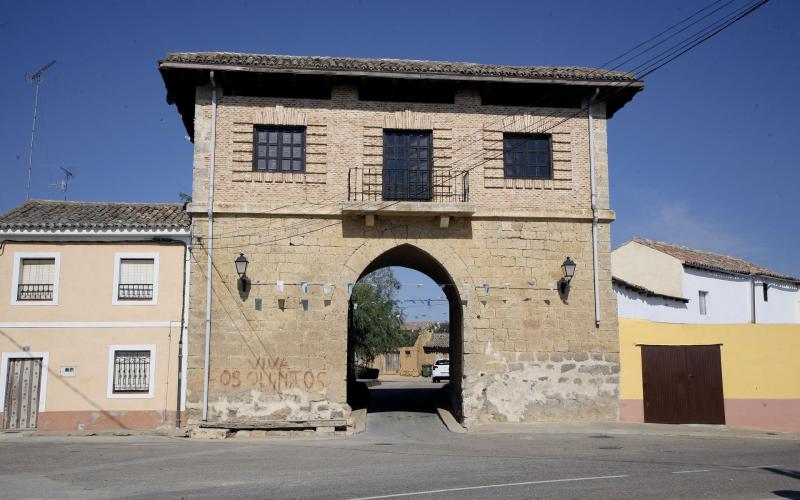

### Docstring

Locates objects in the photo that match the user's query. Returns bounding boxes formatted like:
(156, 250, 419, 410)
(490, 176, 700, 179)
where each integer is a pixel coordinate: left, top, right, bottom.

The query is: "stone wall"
(185, 82, 621, 428)
(186, 215, 619, 427)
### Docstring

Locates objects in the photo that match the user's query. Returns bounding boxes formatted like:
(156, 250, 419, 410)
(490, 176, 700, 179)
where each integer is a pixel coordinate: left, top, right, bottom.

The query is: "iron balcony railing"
(118, 283, 154, 300)
(113, 351, 151, 393)
(17, 283, 54, 301)
(348, 167, 469, 203)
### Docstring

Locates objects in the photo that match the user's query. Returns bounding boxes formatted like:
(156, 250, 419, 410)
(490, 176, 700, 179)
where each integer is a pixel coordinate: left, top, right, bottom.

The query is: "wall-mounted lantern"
(235, 253, 250, 292)
(559, 256, 576, 295)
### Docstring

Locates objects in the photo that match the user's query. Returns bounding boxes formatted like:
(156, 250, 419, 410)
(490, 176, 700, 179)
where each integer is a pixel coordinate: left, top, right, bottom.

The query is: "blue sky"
(1, 0, 797, 322)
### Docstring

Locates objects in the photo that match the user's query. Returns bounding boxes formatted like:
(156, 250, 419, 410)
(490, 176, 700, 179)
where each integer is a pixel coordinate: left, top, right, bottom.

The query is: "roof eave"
(0, 227, 190, 234)
(683, 263, 800, 285)
(612, 276, 690, 303)
(159, 60, 642, 88)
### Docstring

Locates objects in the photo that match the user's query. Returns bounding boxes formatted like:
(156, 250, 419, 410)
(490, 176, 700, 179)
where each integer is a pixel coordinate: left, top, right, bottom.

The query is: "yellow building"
(0, 200, 191, 431)
(613, 239, 800, 433)
(619, 320, 800, 433)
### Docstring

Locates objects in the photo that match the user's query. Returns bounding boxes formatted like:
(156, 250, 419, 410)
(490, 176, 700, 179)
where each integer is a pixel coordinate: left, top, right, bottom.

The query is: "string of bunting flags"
(245, 278, 555, 297)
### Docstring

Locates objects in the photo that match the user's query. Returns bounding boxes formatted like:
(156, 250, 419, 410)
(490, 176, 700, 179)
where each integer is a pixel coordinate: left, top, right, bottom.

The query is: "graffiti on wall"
(217, 355, 327, 394)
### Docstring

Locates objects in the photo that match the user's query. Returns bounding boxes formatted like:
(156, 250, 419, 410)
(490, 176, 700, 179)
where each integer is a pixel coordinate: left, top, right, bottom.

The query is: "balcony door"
(383, 130, 432, 201)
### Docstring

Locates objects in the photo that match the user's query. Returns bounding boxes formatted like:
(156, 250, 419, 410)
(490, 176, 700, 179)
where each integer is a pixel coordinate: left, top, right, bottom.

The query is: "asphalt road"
(1, 378, 798, 499)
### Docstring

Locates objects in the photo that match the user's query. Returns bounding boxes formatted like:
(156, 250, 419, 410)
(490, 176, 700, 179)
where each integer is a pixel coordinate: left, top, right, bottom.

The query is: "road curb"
(435, 393, 466, 433)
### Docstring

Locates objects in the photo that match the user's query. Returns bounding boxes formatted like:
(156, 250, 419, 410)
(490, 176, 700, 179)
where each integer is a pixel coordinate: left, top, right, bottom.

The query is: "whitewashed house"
(613, 238, 799, 433)
(613, 238, 800, 324)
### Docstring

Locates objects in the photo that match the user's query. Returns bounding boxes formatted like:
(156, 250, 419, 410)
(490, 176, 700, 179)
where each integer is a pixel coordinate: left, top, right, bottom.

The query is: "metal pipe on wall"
(176, 236, 191, 428)
(588, 88, 601, 328)
(750, 275, 757, 324)
(202, 71, 218, 422)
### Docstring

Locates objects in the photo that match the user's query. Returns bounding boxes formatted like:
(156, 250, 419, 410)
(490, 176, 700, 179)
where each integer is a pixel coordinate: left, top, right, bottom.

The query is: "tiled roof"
(161, 52, 639, 83)
(0, 200, 190, 231)
(631, 237, 799, 283)
(612, 277, 689, 303)
(424, 333, 450, 351)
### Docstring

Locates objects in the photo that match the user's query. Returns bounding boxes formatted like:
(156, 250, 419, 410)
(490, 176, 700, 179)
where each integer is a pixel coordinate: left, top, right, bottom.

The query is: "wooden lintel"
(365, 213, 375, 227)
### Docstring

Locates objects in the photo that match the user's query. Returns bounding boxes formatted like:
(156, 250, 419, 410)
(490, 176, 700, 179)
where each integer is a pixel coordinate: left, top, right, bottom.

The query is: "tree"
(351, 268, 405, 365)
(432, 321, 450, 333)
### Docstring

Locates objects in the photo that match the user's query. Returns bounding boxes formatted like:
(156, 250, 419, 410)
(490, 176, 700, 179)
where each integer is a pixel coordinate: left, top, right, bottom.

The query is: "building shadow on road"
(768, 467, 800, 500)
(764, 468, 800, 481)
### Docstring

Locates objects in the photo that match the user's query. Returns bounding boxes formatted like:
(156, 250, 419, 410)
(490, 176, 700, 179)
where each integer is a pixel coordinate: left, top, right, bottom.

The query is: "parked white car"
(432, 359, 450, 383)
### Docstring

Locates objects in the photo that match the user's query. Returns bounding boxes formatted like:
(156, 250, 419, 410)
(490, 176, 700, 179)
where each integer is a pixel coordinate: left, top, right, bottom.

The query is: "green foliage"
(432, 321, 450, 333)
(400, 329, 420, 346)
(351, 268, 405, 364)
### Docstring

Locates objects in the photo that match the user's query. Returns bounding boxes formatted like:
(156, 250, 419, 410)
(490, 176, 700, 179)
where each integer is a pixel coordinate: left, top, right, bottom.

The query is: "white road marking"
(348, 474, 630, 499)
(671, 469, 714, 474)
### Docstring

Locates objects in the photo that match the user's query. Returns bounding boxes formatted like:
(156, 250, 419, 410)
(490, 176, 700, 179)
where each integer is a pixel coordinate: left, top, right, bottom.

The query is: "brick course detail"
(184, 82, 621, 427)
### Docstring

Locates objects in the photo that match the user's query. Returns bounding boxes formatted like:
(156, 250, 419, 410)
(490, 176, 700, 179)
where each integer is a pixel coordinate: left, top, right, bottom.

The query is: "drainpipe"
(175, 236, 191, 428)
(588, 88, 601, 328)
(202, 71, 218, 422)
(750, 275, 757, 324)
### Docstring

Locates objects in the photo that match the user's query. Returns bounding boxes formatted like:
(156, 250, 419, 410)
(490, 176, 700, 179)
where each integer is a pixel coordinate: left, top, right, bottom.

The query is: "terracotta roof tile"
(631, 237, 798, 283)
(612, 276, 689, 302)
(161, 52, 638, 83)
(425, 333, 450, 350)
(0, 200, 190, 231)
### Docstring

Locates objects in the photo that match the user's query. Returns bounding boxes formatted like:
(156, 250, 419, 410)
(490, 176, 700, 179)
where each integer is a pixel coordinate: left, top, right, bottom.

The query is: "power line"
(638, 0, 769, 78)
(199, 0, 769, 249)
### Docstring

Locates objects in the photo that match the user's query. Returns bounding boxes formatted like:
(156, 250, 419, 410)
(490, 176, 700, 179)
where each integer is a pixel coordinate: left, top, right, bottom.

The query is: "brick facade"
(173, 63, 632, 428)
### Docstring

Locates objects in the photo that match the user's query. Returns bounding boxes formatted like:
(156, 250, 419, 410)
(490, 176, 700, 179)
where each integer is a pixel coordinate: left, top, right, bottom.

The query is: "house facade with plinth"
(613, 238, 800, 432)
(0, 200, 190, 431)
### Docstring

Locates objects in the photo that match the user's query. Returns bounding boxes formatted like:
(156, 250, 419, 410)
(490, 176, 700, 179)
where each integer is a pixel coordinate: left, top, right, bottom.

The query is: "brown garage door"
(641, 345, 725, 425)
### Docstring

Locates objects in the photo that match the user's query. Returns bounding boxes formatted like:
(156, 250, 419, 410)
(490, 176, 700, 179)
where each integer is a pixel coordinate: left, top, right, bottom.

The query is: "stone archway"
(343, 243, 466, 420)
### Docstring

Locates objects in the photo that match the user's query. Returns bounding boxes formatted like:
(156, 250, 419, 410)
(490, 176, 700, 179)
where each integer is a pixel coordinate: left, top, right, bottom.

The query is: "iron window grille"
(503, 133, 553, 179)
(253, 126, 306, 173)
(118, 283, 154, 300)
(117, 258, 155, 301)
(112, 350, 151, 393)
(16, 283, 54, 301)
(383, 130, 433, 201)
(348, 167, 469, 203)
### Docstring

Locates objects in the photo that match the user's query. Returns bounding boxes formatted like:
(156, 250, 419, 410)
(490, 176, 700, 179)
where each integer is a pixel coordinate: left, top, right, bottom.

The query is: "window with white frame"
(10, 252, 60, 305)
(118, 259, 155, 300)
(112, 350, 151, 392)
(18, 258, 56, 301)
(699, 290, 709, 316)
(107, 345, 156, 399)
(113, 253, 159, 305)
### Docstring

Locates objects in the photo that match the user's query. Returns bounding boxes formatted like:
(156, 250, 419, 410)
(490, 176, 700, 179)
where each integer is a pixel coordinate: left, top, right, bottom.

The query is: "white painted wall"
(615, 266, 799, 324)
(682, 268, 751, 324)
(754, 278, 800, 324)
(614, 285, 689, 323)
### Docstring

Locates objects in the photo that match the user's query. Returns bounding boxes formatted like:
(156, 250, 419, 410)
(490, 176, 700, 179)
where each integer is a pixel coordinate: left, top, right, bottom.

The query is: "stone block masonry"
(186, 215, 619, 427)
(184, 81, 621, 429)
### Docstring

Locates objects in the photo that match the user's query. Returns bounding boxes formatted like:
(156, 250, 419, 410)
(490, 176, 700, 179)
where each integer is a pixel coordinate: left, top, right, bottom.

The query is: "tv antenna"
(52, 167, 74, 200)
(25, 60, 57, 201)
